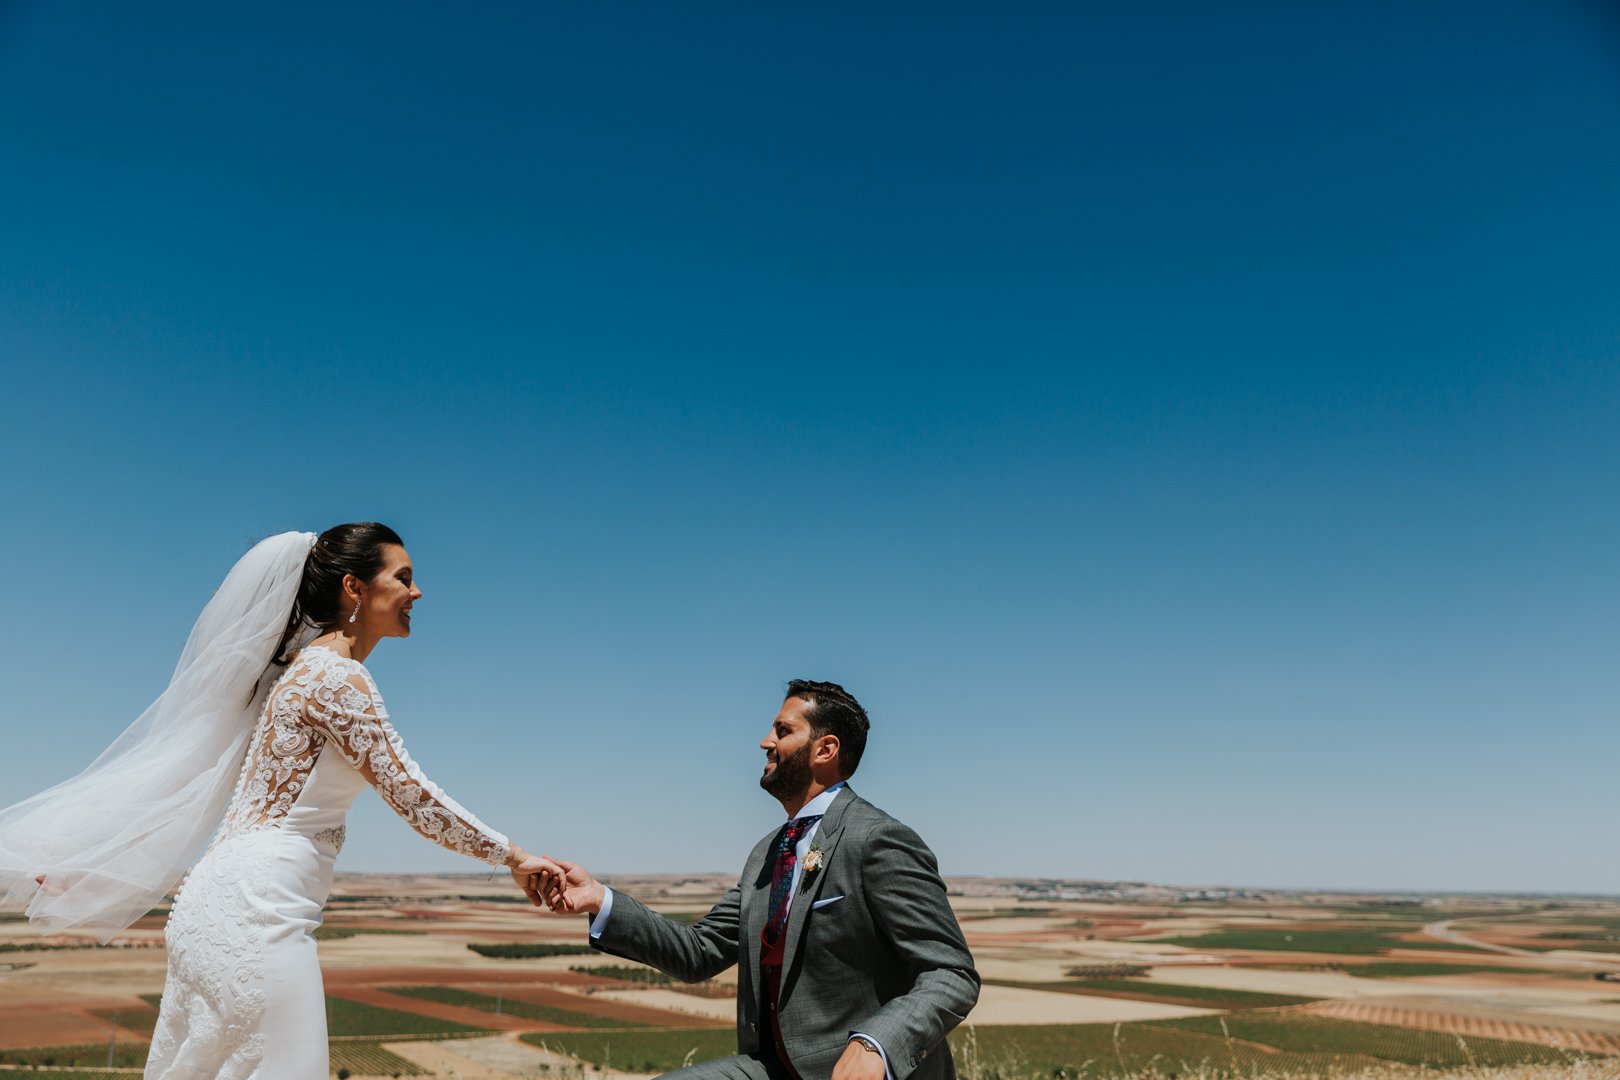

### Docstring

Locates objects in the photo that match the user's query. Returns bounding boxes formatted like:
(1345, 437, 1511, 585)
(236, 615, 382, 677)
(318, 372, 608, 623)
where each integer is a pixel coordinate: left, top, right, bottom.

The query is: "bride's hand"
(505, 846, 565, 908)
(34, 873, 68, 897)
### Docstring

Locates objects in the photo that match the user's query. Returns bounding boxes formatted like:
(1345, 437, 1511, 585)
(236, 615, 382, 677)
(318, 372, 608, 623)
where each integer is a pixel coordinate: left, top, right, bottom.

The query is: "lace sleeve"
(305, 664, 511, 868)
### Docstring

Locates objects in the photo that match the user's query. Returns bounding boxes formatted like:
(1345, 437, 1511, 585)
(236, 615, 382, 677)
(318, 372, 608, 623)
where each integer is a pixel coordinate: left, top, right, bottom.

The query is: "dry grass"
(949, 1024, 1620, 1080)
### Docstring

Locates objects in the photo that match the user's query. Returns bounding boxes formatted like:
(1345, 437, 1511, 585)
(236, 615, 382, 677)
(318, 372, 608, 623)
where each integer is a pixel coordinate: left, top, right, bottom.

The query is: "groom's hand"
(538, 857, 605, 916)
(832, 1041, 888, 1080)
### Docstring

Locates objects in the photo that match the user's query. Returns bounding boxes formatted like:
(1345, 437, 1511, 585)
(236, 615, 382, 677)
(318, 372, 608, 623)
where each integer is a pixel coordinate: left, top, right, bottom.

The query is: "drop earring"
(348, 600, 361, 624)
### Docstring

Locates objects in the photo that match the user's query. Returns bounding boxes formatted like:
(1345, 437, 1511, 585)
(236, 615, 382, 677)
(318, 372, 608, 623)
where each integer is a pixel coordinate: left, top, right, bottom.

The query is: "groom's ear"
(813, 732, 842, 769)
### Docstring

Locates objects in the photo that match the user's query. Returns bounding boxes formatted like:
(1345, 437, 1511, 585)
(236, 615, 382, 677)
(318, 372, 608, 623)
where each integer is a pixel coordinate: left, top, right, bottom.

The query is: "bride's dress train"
(144, 644, 508, 1078)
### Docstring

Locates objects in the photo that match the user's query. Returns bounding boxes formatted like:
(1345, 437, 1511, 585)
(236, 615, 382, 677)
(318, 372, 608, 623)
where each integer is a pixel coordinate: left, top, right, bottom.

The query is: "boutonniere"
(803, 844, 826, 874)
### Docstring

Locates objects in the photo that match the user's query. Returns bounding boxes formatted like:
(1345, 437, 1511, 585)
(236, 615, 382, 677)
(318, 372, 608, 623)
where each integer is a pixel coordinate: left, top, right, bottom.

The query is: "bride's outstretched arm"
(308, 672, 516, 869)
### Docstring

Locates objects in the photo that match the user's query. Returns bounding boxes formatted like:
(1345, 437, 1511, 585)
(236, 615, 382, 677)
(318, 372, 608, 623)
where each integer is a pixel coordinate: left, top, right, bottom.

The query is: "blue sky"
(1, 2, 1616, 894)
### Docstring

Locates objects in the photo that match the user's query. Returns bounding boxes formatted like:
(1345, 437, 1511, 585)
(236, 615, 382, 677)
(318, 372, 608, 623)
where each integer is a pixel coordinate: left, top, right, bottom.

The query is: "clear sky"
(1, 2, 1616, 894)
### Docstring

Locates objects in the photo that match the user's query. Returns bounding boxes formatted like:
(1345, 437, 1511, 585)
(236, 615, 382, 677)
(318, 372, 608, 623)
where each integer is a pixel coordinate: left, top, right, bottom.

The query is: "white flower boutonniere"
(803, 845, 826, 874)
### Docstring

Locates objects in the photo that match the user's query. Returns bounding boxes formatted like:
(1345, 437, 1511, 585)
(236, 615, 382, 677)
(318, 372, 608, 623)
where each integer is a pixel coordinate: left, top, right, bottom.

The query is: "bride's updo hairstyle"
(271, 522, 404, 665)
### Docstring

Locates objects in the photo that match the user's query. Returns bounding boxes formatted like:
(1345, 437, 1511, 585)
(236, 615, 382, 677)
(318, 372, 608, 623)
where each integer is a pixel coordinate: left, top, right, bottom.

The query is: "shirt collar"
(792, 781, 846, 821)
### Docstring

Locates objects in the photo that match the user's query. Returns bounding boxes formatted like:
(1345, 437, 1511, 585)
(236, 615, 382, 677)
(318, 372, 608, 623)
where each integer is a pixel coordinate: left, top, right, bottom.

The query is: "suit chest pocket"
(805, 889, 874, 961)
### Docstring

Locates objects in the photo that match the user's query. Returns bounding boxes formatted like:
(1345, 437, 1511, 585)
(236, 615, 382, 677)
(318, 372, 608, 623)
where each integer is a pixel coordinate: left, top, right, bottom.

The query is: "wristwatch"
(851, 1036, 882, 1055)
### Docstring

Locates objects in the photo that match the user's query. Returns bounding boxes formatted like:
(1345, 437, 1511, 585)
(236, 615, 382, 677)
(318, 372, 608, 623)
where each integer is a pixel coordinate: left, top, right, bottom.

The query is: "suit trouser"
(658, 1053, 796, 1080)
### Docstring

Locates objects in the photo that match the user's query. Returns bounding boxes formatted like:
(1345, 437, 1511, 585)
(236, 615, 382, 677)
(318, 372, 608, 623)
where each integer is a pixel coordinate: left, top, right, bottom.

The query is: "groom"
(539, 679, 979, 1080)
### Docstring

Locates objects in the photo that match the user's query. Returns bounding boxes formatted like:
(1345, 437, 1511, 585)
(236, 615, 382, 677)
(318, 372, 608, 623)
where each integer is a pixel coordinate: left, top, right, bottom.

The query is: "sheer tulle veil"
(0, 531, 318, 941)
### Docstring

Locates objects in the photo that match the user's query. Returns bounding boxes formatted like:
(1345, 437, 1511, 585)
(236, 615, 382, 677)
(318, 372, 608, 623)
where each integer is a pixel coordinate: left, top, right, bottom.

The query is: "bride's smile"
(363, 545, 421, 639)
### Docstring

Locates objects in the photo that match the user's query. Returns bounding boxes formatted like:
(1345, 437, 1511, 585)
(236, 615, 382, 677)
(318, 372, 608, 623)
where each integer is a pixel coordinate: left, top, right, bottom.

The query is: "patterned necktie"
(763, 814, 822, 947)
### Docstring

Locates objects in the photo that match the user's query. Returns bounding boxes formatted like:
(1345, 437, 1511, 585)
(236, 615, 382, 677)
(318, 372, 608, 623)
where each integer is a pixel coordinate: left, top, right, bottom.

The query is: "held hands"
(526, 857, 604, 916)
(504, 846, 566, 909)
(504, 847, 603, 915)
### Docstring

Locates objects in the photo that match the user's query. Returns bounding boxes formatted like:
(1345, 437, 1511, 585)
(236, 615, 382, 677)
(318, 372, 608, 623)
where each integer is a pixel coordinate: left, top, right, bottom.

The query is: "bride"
(0, 523, 560, 1078)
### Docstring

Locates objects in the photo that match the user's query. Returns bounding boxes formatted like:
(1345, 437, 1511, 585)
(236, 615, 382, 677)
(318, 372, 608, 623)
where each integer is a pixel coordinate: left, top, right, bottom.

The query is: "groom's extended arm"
(544, 859, 740, 984)
(854, 822, 980, 1079)
(593, 886, 741, 984)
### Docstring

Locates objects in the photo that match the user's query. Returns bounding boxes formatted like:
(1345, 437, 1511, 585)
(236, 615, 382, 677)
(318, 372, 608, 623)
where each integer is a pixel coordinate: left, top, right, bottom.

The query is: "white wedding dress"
(144, 644, 510, 1079)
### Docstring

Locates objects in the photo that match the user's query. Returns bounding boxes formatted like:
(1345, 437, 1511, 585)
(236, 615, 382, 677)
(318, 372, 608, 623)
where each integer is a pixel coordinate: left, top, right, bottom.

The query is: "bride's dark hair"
(271, 522, 404, 665)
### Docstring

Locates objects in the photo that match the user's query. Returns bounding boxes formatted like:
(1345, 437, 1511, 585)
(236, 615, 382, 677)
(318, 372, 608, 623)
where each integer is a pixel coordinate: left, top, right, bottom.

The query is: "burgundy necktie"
(763, 814, 822, 948)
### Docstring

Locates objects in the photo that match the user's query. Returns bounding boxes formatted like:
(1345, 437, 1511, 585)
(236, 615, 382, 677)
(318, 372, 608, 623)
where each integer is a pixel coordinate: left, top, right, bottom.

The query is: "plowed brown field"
(0, 1005, 133, 1048)
(1301, 1001, 1620, 1055)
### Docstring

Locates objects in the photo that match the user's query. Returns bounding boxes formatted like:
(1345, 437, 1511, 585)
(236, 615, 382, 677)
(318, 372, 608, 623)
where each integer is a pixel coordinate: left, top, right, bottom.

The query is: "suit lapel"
(780, 788, 856, 979)
(742, 825, 778, 963)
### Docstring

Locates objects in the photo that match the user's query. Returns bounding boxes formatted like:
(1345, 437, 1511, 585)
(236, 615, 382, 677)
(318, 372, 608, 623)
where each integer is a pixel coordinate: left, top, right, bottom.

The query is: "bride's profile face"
(363, 544, 421, 638)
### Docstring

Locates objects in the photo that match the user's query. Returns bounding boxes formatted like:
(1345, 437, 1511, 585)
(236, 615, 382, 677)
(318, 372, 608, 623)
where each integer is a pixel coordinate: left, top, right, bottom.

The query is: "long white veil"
(0, 531, 317, 942)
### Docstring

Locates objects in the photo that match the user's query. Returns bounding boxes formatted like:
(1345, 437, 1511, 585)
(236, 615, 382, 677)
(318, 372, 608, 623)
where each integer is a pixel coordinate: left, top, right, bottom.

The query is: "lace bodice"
(215, 645, 509, 867)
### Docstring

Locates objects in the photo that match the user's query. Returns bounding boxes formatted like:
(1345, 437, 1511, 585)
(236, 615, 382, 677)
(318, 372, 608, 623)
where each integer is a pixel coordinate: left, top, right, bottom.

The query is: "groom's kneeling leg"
(657, 1053, 779, 1080)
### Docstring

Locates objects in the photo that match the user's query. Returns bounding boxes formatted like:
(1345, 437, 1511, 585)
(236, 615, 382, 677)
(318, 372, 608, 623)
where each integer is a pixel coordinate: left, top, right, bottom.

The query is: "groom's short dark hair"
(786, 679, 869, 778)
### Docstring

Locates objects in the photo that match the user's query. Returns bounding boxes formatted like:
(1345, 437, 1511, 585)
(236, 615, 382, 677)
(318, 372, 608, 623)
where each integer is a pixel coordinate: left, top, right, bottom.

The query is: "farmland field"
(466, 942, 597, 959)
(1, 874, 1616, 1077)
(1338, 962, 1567, 979)
(1139, 928, 1485, 955)
(529, 1005, 1608, 1076)
(394, 984, 646, 1028)
(0, 1041, 151, 1068)
(987, 978, 1319, 1010)
(325, 995, 494, 1037)
(328, 1040, 430, 1076)
(1157, 1014, 1582, 1068)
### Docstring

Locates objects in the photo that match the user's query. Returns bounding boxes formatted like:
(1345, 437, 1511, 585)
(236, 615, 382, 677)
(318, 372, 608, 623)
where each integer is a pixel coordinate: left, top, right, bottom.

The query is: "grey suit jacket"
(593, 788, 979, 1080)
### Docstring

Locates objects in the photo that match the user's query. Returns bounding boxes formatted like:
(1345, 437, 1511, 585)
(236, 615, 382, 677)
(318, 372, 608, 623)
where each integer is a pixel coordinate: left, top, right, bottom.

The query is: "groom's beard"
(760, 742, 813, 799)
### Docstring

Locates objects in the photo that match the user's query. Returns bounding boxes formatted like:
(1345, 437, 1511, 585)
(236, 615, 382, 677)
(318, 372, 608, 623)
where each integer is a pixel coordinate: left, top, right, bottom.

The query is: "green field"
(1142, 927, 1484, 955)
(328, 1039, 429, 1076)
(88, 1004, 160, 1036)
(987, 978, 1318, 1010)
(978, 907, 1060, 919)
(467, 942, 596, 958)
(0, 941, 108, 953)
(325, 995, 494, 1037)
(393, 985, 643, 1029)
(571, 962, 678, 985)
(1340, 961, 1566, 978)
(1527, 940, 1620, 954)
(1541, 915, 1620, 931)
(314, 925, 427, 940)
(0, 1043, 150, 1068)
(1063, 963, 1148, 978)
